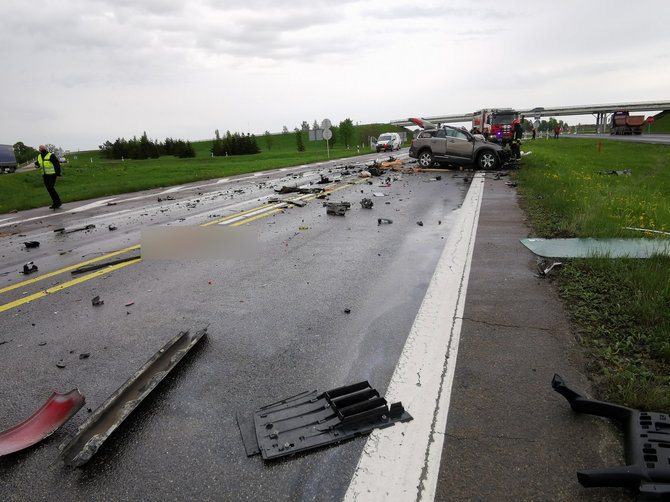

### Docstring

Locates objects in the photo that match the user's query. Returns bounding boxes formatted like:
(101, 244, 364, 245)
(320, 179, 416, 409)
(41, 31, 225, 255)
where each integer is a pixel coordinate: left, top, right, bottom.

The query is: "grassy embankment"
(0, 126, 406, 213)
(516, 137, 670, 411)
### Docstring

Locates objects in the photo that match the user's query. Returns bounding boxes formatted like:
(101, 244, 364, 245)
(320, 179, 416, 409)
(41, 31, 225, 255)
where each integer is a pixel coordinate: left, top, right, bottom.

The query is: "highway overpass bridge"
(391, 100, 670, 133)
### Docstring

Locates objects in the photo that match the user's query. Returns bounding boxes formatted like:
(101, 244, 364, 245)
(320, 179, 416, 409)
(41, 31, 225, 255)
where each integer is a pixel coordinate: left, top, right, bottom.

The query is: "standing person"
(531, 127, 536, 140)
(511, 120, 522, 160)
(34, 145, 62, 209)
(554, 124, 560, 139)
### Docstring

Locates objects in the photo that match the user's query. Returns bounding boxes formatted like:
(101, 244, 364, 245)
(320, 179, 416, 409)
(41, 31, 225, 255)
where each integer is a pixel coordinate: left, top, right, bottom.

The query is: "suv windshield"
(378, 135, 391, 141)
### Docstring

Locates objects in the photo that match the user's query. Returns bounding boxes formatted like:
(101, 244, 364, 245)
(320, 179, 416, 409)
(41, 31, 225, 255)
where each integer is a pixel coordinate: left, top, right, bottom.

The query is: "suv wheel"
(418, 150, 434, 168)
(477, 151, 498, 170)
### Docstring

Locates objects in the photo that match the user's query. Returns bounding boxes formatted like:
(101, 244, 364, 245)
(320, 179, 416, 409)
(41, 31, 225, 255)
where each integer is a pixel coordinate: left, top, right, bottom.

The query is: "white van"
(376, 133, 402, 152)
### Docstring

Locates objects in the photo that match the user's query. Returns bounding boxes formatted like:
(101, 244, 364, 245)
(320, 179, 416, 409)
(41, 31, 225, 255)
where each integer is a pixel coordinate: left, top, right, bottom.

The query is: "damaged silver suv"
(409, 125, 508, 170)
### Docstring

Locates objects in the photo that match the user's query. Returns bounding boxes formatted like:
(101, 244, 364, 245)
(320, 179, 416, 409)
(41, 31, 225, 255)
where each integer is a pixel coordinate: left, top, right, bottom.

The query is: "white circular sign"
(321, 119, 332, 130)
(323, 128, 333, 140)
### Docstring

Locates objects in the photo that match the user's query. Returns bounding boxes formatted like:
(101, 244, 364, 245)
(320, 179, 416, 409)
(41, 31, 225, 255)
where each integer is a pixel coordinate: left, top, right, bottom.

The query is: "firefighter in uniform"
(511, 120, 523, 161)
(34, 145, 62, 209)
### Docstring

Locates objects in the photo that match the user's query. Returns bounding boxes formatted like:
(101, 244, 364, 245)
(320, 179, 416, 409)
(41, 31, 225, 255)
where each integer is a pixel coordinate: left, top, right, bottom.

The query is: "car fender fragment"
(58, 328, 207, 467)
(0, 389, 85, 456)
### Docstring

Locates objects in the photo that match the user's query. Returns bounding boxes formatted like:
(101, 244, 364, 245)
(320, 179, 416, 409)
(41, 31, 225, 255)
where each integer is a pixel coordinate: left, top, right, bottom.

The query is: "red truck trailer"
(610, 111, 645, 135)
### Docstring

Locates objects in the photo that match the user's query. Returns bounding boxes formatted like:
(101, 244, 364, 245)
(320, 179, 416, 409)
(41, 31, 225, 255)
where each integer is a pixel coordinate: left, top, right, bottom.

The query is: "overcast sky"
(2, 0, 668, 151)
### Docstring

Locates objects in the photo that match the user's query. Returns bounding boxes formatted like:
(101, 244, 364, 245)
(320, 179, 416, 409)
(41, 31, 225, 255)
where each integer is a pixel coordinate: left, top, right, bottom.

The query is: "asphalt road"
(0, 151, 470, 501)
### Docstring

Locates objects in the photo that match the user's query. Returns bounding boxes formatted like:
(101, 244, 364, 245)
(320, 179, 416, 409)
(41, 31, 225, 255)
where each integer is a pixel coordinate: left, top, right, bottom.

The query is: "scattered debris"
(108, 225, 117, 231)
(289, 200, 306, 208)
(106, 202, 117, 206)
(553, 374, 670, 499)
(56, 360, 66, 369)
(372, 192, 386, 197)
(344, 308, 351, 314)
(22, 262, 38, 275)
(360, 198, 374, 209)
(299, 226, 309, 230)
(91, 296, 104, 306)
(536, 259, 563, 277)
(317, 175, 331, 184)
(0, 389, 85, 457)
(505, 181, 518, 187)
(79, 353, 90, 360)
(237, 381, 412, 460)
(377, 218, 393, 225)
(24, 241, 40, 249)
(53, 224, 96, 234)
(598, 169, 632, 176)
(59, 328, 207, 467)
(417, 221, 424, 227)
(325, 202, 351, 216)
(124, 301, 134, 307)
(38, 342, 47, 346)
(359, 171, 371, 178)
(71, 255, 140, 275)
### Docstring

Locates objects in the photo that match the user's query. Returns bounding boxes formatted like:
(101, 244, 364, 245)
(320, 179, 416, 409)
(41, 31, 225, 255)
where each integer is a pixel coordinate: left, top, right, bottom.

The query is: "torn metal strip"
(71, 255, 141, 275)
(0, 389, 85, 456)
(58, 328, 206, 467)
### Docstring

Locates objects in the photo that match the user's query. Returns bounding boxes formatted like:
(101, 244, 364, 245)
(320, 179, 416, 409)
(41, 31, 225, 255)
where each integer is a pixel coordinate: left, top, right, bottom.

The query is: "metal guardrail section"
(59, 328, 207, 467)
(391, 100, 670, 126)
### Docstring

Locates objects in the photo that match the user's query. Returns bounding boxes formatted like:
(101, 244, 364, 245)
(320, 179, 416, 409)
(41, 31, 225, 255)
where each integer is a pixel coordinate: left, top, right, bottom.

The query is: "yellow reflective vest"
(37, 152, 56, 175)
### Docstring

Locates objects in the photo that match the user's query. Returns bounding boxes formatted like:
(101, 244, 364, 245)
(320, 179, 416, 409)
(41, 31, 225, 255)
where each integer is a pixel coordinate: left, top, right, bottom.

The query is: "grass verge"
(516, 137, 670, 411)
(0, 136, 385, 213)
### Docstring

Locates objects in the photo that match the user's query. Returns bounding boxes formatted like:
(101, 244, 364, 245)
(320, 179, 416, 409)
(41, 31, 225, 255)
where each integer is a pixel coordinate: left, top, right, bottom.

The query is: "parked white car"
(376, 133, 402, 152)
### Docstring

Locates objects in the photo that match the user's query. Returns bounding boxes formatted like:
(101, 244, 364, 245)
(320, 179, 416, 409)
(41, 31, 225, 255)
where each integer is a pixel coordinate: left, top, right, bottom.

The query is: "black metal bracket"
(552, 374, 670, 500)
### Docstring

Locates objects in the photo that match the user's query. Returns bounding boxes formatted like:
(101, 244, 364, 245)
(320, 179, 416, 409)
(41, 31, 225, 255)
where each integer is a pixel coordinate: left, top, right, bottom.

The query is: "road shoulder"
(435, 173, 632, 501)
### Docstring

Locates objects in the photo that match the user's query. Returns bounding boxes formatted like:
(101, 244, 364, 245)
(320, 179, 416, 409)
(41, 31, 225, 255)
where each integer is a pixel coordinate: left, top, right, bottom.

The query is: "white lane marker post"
(344, 172, 485, 502)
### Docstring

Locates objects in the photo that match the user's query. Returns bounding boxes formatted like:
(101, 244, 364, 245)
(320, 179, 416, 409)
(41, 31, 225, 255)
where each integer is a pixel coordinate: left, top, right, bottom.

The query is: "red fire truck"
(472, 109, 519, 145)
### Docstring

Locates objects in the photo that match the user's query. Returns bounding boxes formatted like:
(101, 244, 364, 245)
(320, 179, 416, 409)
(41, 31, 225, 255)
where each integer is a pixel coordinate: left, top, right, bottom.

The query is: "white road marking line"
(66, 198, 118, 213)
(344, 172, 485, 502)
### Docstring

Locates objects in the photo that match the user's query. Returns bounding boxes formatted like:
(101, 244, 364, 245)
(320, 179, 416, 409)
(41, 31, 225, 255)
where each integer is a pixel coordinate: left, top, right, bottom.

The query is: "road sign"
(321, 119, 332, 130)
(647, 116, 655, 124)
(323, 129, 332, 140)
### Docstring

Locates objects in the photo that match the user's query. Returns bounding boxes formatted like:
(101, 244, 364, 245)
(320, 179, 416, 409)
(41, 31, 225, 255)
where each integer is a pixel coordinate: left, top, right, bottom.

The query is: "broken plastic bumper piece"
(552, 374, 670, 499)
(59, 328, 206, 467)
(0, 389, 85, 456)
(238, 381, 412, 460)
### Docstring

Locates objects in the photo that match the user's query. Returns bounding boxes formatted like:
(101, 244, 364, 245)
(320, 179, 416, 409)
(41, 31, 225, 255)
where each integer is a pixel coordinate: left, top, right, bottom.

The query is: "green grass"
(0, 126, 407, 213)
(648, 112, 670, 134)
(517, 138, 670, 411)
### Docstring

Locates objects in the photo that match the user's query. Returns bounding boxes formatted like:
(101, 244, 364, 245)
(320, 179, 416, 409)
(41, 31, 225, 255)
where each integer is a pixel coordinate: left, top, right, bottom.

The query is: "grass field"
(516, 137, 670, 411)
(0, 125, 406, 213)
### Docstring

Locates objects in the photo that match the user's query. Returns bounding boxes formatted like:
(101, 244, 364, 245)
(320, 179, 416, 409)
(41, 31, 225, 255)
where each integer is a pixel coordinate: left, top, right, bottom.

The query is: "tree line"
(211, 130, 260, 156)
(99, 132, 195, 159)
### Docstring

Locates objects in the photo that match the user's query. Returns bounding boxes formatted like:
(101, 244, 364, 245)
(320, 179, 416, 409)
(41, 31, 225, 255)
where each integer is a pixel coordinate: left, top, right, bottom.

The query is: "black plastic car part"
(552, 374, 670, 499)
(237, 381, 412, 460)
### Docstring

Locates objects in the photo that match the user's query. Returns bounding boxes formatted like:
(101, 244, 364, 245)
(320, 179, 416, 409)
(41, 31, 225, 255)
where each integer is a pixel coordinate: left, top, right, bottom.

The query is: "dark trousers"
(43, 174, 61, 206)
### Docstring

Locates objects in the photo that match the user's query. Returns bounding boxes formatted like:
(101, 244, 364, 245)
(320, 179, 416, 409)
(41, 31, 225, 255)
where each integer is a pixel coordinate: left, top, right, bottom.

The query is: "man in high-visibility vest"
(34, 145, 62, 209)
